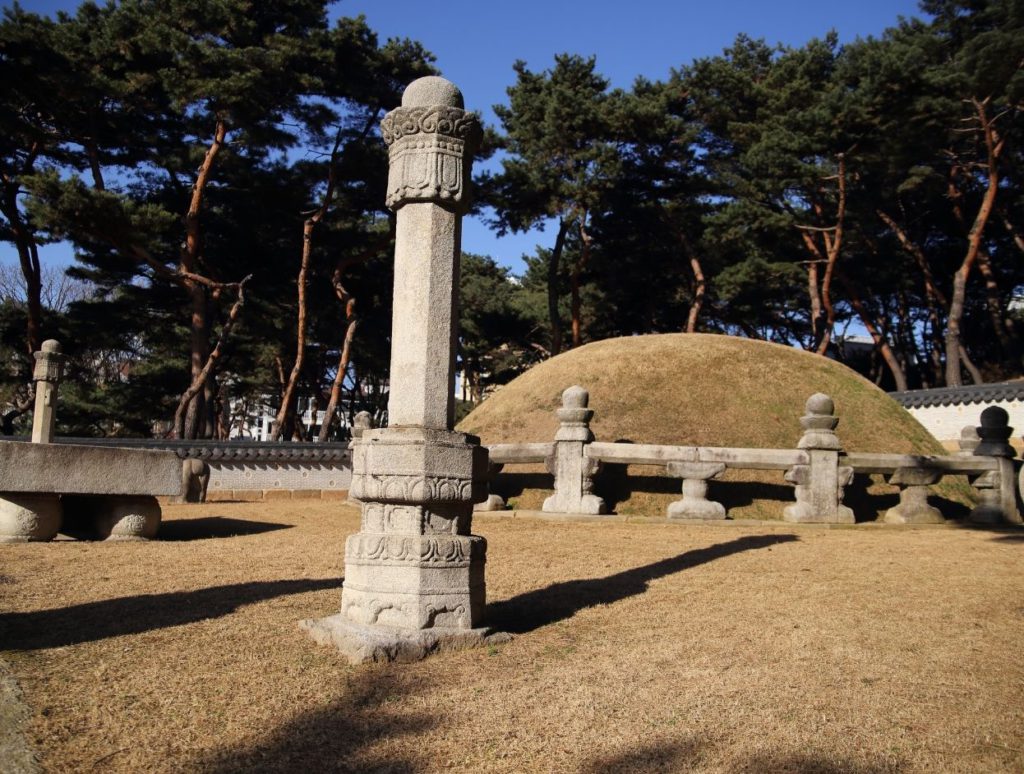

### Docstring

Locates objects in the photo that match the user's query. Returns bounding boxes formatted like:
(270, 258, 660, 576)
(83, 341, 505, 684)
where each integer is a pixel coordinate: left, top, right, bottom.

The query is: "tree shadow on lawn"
(0, 578, 342, 651)
(582, 738, 703, 773)
(582, 739, 895, 773)
(193, 668, 430, 773)
(488, 534, 799, 634)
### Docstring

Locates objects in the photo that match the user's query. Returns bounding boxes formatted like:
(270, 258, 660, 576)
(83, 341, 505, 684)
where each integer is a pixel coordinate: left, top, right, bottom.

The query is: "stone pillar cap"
(402, 76, 464, 109)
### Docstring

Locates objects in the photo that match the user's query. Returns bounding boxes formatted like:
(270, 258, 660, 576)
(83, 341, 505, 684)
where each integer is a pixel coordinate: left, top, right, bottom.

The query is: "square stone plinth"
(300, 614, 510, 664)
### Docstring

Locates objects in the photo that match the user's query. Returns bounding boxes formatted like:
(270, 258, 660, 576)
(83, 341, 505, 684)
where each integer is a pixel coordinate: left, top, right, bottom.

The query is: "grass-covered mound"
(458, 333, 973, 519)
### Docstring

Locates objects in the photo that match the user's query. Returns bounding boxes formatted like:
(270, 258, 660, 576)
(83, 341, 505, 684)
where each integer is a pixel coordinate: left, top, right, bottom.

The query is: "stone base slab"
(667, 499, 727, 520)
(299, 614, 510, 664)
(783, 502, 855, 524)
(883, 505, 946, 525)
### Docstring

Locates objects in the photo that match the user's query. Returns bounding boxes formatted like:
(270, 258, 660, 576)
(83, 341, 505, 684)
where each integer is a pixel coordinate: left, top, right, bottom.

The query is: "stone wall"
(205, 461, 351, 501)
(50, 438, 352, 501)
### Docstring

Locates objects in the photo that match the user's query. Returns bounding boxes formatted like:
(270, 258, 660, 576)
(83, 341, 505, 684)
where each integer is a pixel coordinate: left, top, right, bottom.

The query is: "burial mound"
(458, 333, 971, 518)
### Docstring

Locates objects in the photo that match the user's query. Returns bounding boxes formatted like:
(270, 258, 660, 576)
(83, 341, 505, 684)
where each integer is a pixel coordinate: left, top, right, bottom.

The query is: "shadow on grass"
(0, 578, 342, 650)
(582, 739, 702, 773)
(193, 669, 429, 773)
(491, 472, 553, 504)
(158, 517, 293, 541)
(579, 736, 897, 772)
(488, 534, 798, 634)
(735, 752, 896, 773)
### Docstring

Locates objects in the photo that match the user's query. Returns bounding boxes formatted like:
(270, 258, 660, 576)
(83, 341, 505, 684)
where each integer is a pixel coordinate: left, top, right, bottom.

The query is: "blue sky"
(5, 0, 926, 275)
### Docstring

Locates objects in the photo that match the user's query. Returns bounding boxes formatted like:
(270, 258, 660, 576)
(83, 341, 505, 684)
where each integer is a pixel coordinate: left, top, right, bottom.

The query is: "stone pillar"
(543, 386, 605, 515)
(969, 406, 1020, 525)
(301, 77, 503, 663)
(883, 467, 944, 524)
(31, 339, 64, 444)
(666, 461, 726, 520)
(783, 393, 854, 524)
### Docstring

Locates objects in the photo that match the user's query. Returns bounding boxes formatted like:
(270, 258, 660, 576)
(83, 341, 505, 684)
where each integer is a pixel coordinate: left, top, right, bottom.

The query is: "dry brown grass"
(458, 334, 974, 519)
(2, 501, 1023, 773)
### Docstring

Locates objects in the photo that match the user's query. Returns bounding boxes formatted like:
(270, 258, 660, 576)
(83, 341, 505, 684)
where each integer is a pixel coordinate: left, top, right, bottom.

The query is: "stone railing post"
(969, 407, 1020, 525)
(542, 386, 605, 515)
(302, 77, 502, 663)
(883, 467, 943, 524)
(180, 458, 210, 504)
(32, 339, 65, 443)
(345, 411, 373, 506)
(957, 425, 980, 457)
(473, 461, 507, 512)
(783, 393, 854, 523)
(666, 461, 726, 520)
(350, 411, 373, 446)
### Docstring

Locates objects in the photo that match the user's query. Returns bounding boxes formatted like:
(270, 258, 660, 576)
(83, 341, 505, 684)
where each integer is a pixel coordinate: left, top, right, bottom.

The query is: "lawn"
(2, 501, 1023, 772)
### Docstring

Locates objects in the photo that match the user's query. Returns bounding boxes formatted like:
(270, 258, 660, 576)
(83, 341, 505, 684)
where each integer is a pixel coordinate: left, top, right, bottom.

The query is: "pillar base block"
(299, 614, 510, 664)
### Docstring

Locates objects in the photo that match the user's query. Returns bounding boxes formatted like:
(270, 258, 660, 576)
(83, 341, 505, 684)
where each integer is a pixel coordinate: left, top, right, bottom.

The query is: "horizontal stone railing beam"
(486, 443, 554, 465)
(586, 442, 807, 471)
(842, 452, 997, 475)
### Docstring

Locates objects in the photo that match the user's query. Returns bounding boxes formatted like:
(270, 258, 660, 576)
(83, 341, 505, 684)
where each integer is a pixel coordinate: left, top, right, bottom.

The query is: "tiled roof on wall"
(891, 382, 1024, 409)
(48, 437, 352, 461)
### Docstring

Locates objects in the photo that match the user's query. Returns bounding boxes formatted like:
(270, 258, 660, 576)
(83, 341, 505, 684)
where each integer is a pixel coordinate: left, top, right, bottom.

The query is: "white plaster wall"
(904, 399, 1024, 442)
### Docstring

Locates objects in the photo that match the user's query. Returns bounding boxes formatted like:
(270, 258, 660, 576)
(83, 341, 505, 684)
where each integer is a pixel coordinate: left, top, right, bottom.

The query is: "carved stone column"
(543, 386, 605, 515)
(783, 393, 854, 524)
(301, 77, 504, 662)
(32, 339, 64, 444)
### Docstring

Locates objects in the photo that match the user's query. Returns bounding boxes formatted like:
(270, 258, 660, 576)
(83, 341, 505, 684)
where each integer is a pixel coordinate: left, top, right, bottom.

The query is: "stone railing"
(475, 385, 1022, 526)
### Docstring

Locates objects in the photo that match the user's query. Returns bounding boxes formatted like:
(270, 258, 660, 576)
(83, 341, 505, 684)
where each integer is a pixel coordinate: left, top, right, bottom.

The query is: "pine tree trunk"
(571, 216, 592, 349)
(844, 279, 908, 391)
(1, 185, 43, 356)
(548, 220, 569, 355)
(317, 299, 358, 443)
(270, 217, 314, 442)
(943, 99, 1003, 386)
(182, 281, 211, 439)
